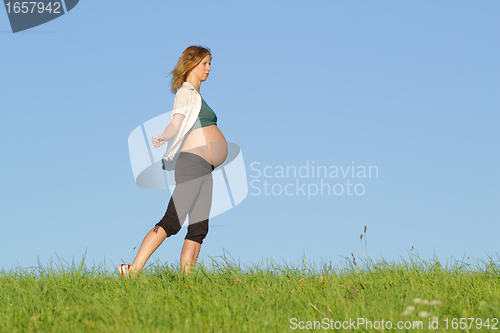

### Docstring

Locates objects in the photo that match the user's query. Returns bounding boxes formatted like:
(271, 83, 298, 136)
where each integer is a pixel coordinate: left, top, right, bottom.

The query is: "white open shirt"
(162, 81, 203, 170)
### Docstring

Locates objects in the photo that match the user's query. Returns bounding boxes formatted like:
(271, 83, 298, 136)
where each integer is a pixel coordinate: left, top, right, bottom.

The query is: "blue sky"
(1, 1, 499, 271)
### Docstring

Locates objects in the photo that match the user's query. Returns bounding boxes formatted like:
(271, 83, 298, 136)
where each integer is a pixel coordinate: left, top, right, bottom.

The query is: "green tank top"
(192, 99, 217, 129)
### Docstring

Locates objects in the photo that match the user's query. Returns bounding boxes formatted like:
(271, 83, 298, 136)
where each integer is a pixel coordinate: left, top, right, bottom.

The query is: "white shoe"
(118, 264, 130, 278)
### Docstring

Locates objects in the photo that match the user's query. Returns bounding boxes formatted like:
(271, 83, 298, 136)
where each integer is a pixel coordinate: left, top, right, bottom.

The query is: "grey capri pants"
(155, 151, 215, 244)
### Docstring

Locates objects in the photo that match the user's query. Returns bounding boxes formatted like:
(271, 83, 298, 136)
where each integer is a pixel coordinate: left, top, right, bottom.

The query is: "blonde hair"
(168, 45, 212, 93)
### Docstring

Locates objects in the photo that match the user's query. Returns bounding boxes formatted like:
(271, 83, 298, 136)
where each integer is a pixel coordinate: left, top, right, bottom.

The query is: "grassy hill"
(1, 253, 498, 332)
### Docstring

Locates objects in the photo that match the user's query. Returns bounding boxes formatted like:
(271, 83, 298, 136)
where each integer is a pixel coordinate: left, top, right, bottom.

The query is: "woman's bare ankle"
(129, 264, 142, 276)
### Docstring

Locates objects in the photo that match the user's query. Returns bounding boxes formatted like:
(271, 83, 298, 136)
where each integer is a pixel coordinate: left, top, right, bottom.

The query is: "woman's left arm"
(152, 113, 185, 148)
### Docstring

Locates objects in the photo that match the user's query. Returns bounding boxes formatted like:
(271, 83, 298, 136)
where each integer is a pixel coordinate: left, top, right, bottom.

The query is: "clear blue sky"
(1, 1, 499, 271)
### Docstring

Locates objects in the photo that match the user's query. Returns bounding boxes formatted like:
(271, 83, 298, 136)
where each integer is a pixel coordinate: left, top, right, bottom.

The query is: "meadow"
(0, 251, 498, 332)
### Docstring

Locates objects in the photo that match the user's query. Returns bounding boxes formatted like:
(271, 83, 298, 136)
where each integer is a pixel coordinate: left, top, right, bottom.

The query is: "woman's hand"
(152, 135, 166, 148)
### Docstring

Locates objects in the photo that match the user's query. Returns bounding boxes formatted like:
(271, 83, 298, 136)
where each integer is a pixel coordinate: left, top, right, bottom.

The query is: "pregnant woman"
(120, 45, 228, 276)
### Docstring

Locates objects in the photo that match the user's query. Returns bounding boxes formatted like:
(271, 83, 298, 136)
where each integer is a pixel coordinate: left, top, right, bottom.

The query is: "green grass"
(0, 252, 499, 333)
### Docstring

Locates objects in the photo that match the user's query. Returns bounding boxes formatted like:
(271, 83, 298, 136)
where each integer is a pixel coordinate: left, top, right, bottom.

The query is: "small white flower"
(405, 306, 415, 312)
(402, 310, 412, 316)
(418, 311, 429, 318)
(413, 298, 422, 304)
(430, 300, 441, 306)
(422, 299, 430, 305)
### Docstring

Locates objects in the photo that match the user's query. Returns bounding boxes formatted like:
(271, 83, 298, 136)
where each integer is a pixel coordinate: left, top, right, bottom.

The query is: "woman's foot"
(118, 264, 131, 278)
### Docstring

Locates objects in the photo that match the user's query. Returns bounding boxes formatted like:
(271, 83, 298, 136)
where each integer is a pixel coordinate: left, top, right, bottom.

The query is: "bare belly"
(181, 124, 228, 168)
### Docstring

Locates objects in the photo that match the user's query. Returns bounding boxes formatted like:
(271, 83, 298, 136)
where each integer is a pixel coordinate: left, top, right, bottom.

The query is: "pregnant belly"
(181, 125, 228, 168)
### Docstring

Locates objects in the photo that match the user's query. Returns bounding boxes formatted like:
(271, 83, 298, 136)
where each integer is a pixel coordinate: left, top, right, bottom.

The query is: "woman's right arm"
(152, 113, 185, 148)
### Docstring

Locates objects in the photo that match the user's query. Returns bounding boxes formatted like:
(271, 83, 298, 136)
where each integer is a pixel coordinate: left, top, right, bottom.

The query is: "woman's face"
(191, 55, 211, 82)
